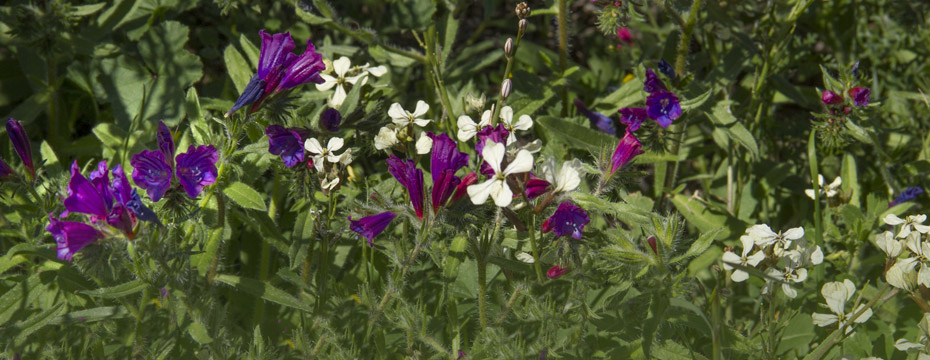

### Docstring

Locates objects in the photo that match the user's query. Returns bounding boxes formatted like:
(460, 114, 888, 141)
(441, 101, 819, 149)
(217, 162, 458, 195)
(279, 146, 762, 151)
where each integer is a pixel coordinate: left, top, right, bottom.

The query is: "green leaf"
(223, 182, 267, 212)
(14, 303, 66, 346)
(536, 116, 616, 153)
(670, 194, 744, 239)
(214, 274, 312, 312)
(671, 227, 723, 263)
(224, 45, 252, 94)
(50, 306, 130, 324)
(842, 153, 861, 207)
(188, 321, 213, 344)
(80, 280, 149, 298)
(593, 80, 644, 113)
(680, 88, 714, 111)
(726, 122, 760, 159)
(70, 2, 107, 16)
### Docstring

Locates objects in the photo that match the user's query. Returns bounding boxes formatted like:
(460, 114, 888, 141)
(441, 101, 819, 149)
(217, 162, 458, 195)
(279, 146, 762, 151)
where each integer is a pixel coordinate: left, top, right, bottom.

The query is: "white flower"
(389, 100, 431, 127)
(748, 224, 804, 254)
(896, 314, 930, 355)
(415, 132, 433, 155)
(895, 338, 925, 352)
(316, 57, 366, 107)
(457, 110, 491, 141)
(875, 231, 904, 258)
(515, 252, 535, 264)
(338, 148, 354, 165)
(540, 158, 582, 193)
(467, 140, 534, 207)
(321, 176, 340, 191)
(887, 259, 918, 290)
(721, 235, 765, 282)
(883, 214, 930, 238)
(811, 279, 872, 335)
(499, 106, 533, 145)
(763, 266, 807, 298)
(304, 137, 345, 172)
(360, 63, 388, 77)
(374, 127, 399, 150)
(805, 175, 842, 200)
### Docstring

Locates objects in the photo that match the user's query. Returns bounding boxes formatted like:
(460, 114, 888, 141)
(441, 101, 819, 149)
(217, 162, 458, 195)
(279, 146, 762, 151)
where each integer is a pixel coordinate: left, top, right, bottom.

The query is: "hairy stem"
(557, 0, 570, 116)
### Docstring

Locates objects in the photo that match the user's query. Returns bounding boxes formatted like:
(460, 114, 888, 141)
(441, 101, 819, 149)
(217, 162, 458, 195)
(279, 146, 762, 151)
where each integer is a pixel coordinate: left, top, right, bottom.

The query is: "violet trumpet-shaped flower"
(646, 91, 681, 128)
(849, 87, 870, 107)
(157, 121, 176, 169)
(350, 212, 397, 246)
(64, 161, 110, 221)
(6, 118, 34, 177)
(63, 161, 137, 237)
(891, 187, 924, 207)
(524, 176, 551, 199)
(131, 150, 173, 202)
(475, 124, 510, 155)
(574, 98, 616, 134)
(452, 172, 479, 203)
(609, 131, 644, 176)
(642, 68, 666, 94)
(47, 215, 102, 262)
(658, 59, 676, 80)
(618, 107, 648, 132)
(175, 145, 219, 198)
(125, 189, 163, 227)
(386, 155, 426, 219)
(320, 108, 342, 132)
(821, 90, 843, 105)
(428, 133, 469, 212)
(265, 125, 305, 167)
(276, 40, 326, 91)
(540, 201, 590, 239)
(547, 265, 570, 279)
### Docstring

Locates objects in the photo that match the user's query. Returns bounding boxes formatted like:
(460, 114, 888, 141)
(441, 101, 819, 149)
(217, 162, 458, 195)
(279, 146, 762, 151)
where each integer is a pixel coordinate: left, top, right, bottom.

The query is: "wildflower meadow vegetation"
(2, 0, 930, 358)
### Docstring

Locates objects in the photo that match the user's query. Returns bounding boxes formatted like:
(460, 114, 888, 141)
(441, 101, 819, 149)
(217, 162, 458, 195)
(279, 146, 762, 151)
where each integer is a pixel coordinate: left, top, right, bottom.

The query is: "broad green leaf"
(50, 306, 130, 324)
(70, 2, 107, 16)
(726, 122, 760, 159)
(537, 116, 616, 154)
(80, 280, 148, 298)
(224, 45, 252, 94)
(680, 88, 713, 111)
(670, 194, 744, 239)
(671, 227, 723, 263)
(593, 79, 644, 113)
(188, 321, 213, 344)
(13, 303, 66, 346)
(214, 274, 312, 312)
(842, 153, 861, 207)
(223, 182, 267, 212)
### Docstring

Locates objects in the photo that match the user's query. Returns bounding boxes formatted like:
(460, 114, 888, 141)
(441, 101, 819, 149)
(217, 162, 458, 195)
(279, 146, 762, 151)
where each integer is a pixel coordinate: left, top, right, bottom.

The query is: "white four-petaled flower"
(316, 57, 367, 107)
(457, 110, 492, 141)
(884, 214, 930, 239)
(388, 100, 431, 127)
(304, 137, 345, 172)
(467, 140, 533, 207)
(805, 175, 842, 200)
(811, 279, 872, 335)
(374, 127, 399, 150)
(722, 234, 765, 282)
(763, 266, 808, 298)
(499, 106, 533, 145)
(540, 157, 582, 193)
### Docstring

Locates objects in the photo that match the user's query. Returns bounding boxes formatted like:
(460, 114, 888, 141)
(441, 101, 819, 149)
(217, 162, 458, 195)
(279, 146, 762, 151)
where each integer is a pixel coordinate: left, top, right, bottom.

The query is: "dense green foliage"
(1, 0, 930, 358)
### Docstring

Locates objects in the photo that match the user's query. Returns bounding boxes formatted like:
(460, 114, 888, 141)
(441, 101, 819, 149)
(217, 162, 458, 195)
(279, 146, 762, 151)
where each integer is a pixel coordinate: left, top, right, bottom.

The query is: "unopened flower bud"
(647, 236, 657, 254)
(504, 38, 514, 58)
(501, 79, 512, 99)
(515, 2, 530, 19)
(518, 19, 528, 33)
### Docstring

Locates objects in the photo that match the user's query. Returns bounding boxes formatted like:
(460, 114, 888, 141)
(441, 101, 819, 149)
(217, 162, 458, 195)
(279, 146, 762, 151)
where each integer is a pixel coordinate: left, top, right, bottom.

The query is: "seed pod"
(515, 2, 530, 19)
(501, 79, 512, 99)
(504, 38, 514, 58)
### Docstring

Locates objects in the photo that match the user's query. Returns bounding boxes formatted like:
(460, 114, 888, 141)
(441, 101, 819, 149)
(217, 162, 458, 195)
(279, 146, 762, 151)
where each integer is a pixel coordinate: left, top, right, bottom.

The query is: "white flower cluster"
(456, 105, 532, 144)
(811, 279, 872, 336)
(895, 313, 930, 358)
(374, 100, 433, 153)
(877, 214, 930, 291)
(305, 137, 352, 191)
(722, 224, 823, 298)
(316, 57, 387, 107)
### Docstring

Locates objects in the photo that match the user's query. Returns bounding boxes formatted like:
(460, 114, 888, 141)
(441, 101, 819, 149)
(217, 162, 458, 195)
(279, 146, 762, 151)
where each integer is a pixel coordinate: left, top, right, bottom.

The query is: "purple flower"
(525, 177, 551, 199)
(175, 145, 219, 198)
(386, 155, 425, 219)
(546, 265, 570, 279)
(46, 215, 102, 262)
(574, 99, 616, 135)
(890, 187, 924, 207)
(349, 212, 397, 246)
(658, 59, 676, 80)
(617, 27, 632, 46)
(227, 78, 267, 117)
(642, 68, 666, 94)
(541, 201, 590, 239)
(256, 30, 297, 83)
(131, 150, 173, 202)
(6, 118, 34, 177)
(64, 161, 110, 220)
(645, 91, 681, 128)
(429, 133, 469, 211)
(475, 124, 509, 155)
(320, 108, 342, 132)
(265, 125, 305, 167)
(849, 87, 870, 107)
(277, 40, 326, 91)
(157, 121, 176, 169)
(0, 157, 12, 178)
(821, 90, 843, 105)
(458, 350, 467, 359)
(618, 107, 648, 132)
(452, 172, 479, 203)
(610, 131, 644, 176)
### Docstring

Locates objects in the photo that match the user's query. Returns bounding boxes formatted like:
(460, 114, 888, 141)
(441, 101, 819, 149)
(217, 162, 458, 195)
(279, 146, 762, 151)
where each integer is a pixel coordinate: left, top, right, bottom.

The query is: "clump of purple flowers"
(226, 30, 326, 117)
(617, 68, 681, 131)
(131, 121, 219, 201)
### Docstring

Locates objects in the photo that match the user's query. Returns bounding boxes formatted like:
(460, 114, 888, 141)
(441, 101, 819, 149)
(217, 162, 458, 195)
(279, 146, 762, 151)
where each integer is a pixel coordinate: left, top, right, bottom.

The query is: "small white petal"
(479, 110, 492, 126)
(738, 235, 755, 257)
(784, 227, 805, 240)
(388, 103, 408, 123)
(331, 85, 348, 107)
(804, 189, 817, 200)
(315, 74, 338, 91)
(730, 270, 749, 282)
(499, 106, 513, 125)
(809, 246, 823, 265)
(721, 251, 741, 271)
(467, 179, 496, 205)
(333, 57, 352, 77)
(811, 313, 839, 327)
(305, 138, 324, 154)
(412, 100, 429, 117)
(367, 65, 387, 77)
(415, 133, 433, 154)
(374, 127, 399, 150)
(851, 304, 872, 323)
(884, 213, 906, 226)
(412, 118, 432, 127)
(344, 74, 366, 85)
(828, 176, 842, 188)
(514, 114, 533, 130)
(782, 283, 798, 298)
(821, 281, 849, 315)
(554, 164, 580, 193)
(515, 252, 535, 264)
(895, 339, 924, 351)
(312, 155, 325, 172)
(457, 116, 478, 141)
(502, 150, 534, 175)
(506, 132, 517, 146)
(481, 141, 506, 174)
(746, 251, 765, 267)
(490, 179, 513, 207)
(327, 137, 345, 152)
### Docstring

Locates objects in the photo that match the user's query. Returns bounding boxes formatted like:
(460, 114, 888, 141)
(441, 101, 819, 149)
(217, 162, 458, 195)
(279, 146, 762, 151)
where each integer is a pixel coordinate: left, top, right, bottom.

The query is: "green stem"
(808, 130, 824, 246)
(529, 214, 543, 281)
(495, 286, 522, 326)
(130, 286, 152, 347)
(674, 0, 703, 78)
(556, 0, 570, 116)
(477, 253, 488, 330)
(491, 19, 526, 126)
(368, 230, 427, 330)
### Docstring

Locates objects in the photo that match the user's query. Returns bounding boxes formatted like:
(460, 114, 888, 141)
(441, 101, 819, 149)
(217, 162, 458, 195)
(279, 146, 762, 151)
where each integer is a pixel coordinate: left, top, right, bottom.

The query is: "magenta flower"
(574, 98, 616, 135)
(277, 40, 326, 91)
(0, 157, 12, 178)
(525, 177, 551, 199)
(350, 212, 397, 246)
(386, 155, 425, 219)
(618, 107, 648, 132)
(546, 265, 570, 279)
(475, 124, 510, 155)
(175, 145, 219, 198)
(320, 108, 342, 132)
(265, 125, 305, 167)
(6, 118, 34, 177)
(157, 121, 176, 169)
(609, 130, 644, 176)
(541, 201, 590, 239)
(642, 68, 666, 94)
(131, 150, 173, 202)
(646, 91, 681, 128)
(821, 90, 843, 105)
(849, 87, 870, 107)
(429, 133, 469, 211)
(63, 161, 137, 237)
(452, 172, 479, 203)
(64, 161, 110, 221)
(46, 215, 102, 262)
(617, 27, 633, 46)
